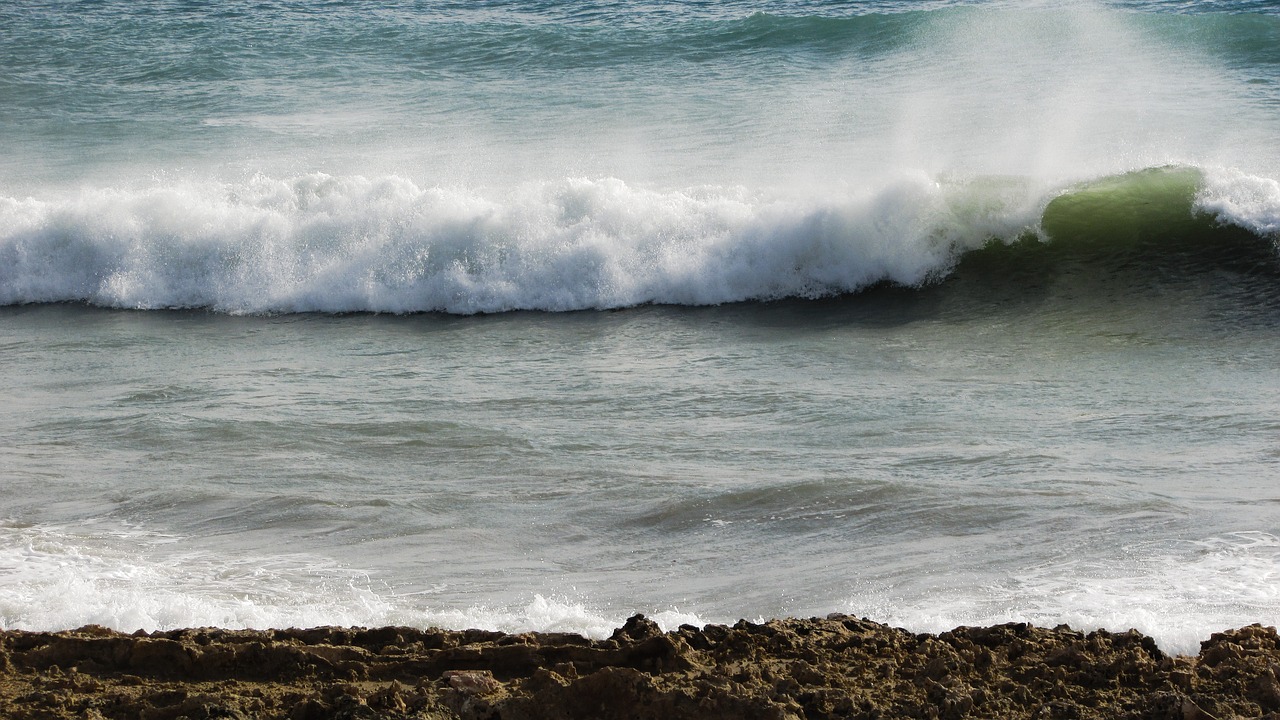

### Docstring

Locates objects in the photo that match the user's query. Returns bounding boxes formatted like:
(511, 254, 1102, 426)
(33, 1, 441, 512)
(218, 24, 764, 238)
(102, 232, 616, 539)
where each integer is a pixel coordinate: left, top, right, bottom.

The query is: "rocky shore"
(3, 615, 1280, 719)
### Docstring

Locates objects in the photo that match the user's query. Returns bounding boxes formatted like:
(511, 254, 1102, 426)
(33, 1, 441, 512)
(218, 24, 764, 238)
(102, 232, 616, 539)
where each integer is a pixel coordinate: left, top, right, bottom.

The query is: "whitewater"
(2, 167, 1277, 314)
(2, 0, 1280, 657)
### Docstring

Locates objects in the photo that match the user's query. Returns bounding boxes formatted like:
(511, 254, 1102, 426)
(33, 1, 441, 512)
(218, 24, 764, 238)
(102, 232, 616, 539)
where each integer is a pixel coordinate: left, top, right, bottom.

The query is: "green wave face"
(925, 167, 1280, 316)
(988, 166, 1274, 266)
(1041, 166, 1207, 248)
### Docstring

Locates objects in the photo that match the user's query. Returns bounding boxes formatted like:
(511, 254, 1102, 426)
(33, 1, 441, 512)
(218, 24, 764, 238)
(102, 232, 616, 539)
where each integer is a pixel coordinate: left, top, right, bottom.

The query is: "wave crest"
(1, 166, 1275, 315)
(0, 173, 1039, 314)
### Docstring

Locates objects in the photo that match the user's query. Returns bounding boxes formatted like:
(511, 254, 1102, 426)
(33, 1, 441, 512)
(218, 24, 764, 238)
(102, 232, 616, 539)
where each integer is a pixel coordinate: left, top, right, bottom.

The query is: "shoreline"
(3, 615, 1278, 719)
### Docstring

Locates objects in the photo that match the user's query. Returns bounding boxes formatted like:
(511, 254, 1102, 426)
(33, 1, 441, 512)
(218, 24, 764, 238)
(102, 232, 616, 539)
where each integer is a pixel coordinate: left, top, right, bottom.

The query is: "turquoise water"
(1, 0, 1279, 655)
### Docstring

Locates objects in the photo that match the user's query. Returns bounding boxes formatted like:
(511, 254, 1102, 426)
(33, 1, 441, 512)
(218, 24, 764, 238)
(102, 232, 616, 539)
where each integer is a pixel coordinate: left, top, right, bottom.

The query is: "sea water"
(1, 0, 1279, 656)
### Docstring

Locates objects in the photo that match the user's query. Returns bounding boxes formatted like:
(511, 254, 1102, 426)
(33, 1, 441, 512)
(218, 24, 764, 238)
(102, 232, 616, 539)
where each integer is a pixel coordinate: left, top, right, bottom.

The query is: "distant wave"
(5, 6, 1274, 81)
(0, 166, 1276, 315)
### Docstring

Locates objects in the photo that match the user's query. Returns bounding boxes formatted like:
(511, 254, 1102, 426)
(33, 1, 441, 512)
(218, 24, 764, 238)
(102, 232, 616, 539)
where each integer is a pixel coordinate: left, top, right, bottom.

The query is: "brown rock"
(5, 618, 1280, 719)
(1143, 691, 1217, 720)
(445, 669, 502, 695)
(1252, 669, 1280, 711)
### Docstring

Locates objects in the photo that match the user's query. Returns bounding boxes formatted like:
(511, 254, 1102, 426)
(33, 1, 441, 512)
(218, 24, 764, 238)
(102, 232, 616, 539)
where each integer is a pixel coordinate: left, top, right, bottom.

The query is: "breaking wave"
(0, 165, 1276, 315)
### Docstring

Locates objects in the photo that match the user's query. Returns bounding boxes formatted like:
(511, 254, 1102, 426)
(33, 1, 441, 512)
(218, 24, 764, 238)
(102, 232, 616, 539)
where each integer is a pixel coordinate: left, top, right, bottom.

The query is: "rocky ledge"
(3, 615, 1280, 719)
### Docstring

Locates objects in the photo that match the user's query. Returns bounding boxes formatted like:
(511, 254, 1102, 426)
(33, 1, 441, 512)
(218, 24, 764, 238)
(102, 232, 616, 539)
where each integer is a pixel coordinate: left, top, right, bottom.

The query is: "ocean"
(2, 0, 1279, 657)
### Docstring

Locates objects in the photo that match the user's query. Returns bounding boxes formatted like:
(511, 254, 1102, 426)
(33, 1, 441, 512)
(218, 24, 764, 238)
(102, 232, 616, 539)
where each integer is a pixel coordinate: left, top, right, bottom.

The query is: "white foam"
(3, 523, 1277, 653)
(0, 524, 395, 632)
(0, 173, 1047, 315)
(0, 524, 706, 637)
(844, 531, 1280, 657)
(1197, 167, 1280, 238)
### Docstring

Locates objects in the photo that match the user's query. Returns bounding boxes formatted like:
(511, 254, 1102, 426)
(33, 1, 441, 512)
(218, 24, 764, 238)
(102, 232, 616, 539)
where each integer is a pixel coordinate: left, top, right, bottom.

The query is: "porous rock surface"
(3, 615, 1280, 719)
